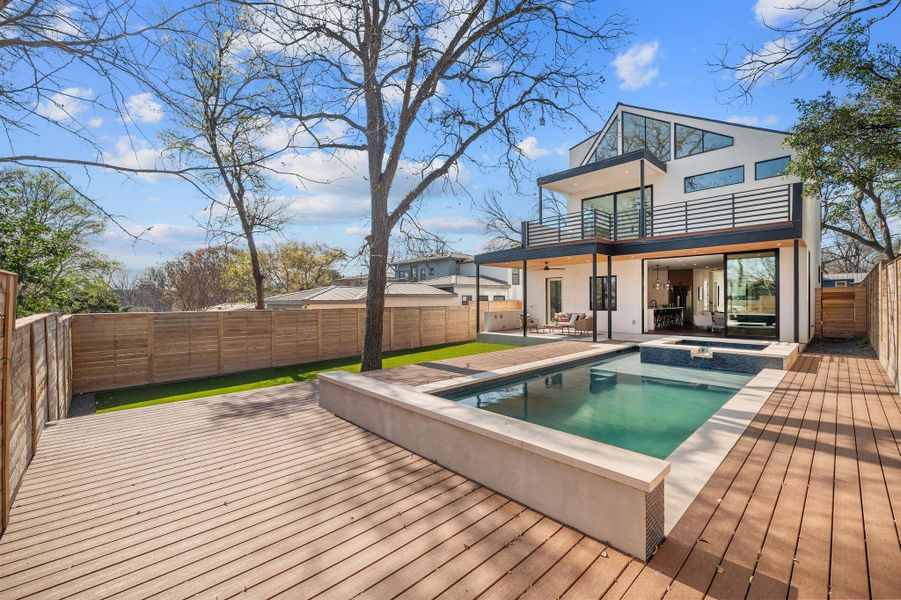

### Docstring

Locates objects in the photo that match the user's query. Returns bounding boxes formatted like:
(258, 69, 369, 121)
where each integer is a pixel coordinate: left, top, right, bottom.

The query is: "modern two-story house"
(393, 253, 522, 303)
(474, 103, 820, 343)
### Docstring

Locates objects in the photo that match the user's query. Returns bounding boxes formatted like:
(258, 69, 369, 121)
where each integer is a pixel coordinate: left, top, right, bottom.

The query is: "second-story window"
(674, 124, 733, 158)
(755, 156, 790, 180)
(512, 269, 520, 285)
(428, 267, 434, 276)
(622, 112, 671, 162)
(592, 115, 619, 162)
(420, 268, 427, 279)
(684, 165, 744, 193)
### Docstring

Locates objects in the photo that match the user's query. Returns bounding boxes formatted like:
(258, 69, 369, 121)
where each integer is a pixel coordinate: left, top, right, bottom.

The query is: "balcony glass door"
(582, 186, 652, 240)
(725, 250, 778, 339)
(547, 278, 562, 322)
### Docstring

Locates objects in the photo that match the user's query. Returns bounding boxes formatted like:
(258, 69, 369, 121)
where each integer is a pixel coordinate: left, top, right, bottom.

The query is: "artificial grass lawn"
(94, 341, 515, 413)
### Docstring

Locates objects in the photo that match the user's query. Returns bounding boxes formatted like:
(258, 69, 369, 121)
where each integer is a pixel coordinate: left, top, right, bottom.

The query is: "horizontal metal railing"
(523, 184, 792, 247)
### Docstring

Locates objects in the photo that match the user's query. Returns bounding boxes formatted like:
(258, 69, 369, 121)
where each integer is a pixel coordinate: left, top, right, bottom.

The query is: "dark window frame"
(622, 111, 671, 162)
(684, 165, 745, 193)
(511, 269, 520, 285)
(589, 275, 617, 311)
(592, 114, 620, 163)
(723, 248, 779, 340)
(492, 294, 506, 301)
(428, 267, 435, 276)
(674, 123, 734, 159)
(754, 155, 791, 180)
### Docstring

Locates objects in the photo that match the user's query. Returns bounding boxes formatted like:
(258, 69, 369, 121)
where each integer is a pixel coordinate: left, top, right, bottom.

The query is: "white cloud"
(87, 117, 104, 128)
(102, 136, 172, 181)
(270, 147, 466, 225)
(753, 0, 834, 26)
(345, 225, 369, 236)
(99, 222, 210, 269)
(737, 36, 798, 84)
(612, 41, 660, 91)
(727, 114, 779, 127)
(36, 87, 94, 121)
(416, 216, 483, 235)
(516, 136, 551, 160)
(124, 92, 164, 124)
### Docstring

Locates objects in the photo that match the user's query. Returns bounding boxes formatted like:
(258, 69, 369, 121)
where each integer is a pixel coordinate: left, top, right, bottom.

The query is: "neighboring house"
(475, 103, 820, 343)
(823, 272, 867, 287)
(392, 253, 522, 302)
(424, 275, 512, 303)
(265, 282, 457, 310)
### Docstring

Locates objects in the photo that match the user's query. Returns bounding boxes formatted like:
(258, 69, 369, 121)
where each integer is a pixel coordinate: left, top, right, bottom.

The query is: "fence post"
(216, 312, 224, 376)
(147, 313, 155, 384)
(0, 273, 17, 532)
(28, 322, 37, 455)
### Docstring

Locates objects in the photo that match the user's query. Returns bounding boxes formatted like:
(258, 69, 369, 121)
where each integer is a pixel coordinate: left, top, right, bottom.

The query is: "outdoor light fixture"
(654, 265, 661, 290)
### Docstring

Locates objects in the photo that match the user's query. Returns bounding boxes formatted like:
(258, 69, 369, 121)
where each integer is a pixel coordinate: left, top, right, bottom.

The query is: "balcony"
(523, 184, 793, 247)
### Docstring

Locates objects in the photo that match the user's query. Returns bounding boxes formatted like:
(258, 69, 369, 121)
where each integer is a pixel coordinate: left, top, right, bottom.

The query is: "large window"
(684, 165, 744, 193)
(589, 276, 617, 311)
(674, 124, 733, 158)
(622, 112, 671, 161)
(755, 156, 790, 180)
(582, 186, 653, 239)
(592, 115, 619, 162)
(725, 250, 777, 339)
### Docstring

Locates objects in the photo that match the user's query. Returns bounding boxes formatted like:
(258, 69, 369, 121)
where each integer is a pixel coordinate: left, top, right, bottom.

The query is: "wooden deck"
(0, 343, 899, 598)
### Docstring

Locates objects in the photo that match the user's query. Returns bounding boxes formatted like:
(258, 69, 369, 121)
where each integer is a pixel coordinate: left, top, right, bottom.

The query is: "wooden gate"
(815, 287, 867, 339)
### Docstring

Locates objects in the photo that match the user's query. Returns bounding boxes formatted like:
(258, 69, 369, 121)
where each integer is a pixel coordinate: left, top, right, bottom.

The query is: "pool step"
(589, 369, 617, 393)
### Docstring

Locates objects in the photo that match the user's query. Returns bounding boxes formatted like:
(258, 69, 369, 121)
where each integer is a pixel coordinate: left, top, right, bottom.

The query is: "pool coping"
(417, 342, 636, 395)
(662, 367, 789, 532)
(640, 336, 800, 370)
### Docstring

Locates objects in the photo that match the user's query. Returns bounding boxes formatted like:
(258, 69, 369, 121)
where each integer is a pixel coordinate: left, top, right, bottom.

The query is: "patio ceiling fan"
(543, 261, 565, 271)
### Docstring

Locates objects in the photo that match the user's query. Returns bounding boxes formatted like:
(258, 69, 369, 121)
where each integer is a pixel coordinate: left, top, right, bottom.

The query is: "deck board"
(0, 342, 899, 599)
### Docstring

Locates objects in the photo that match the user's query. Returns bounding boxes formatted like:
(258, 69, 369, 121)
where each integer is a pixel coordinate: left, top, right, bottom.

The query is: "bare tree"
(157, 5, 295, 309)
(713, 0, 900, 99)
(474, 189, 566, 251)
(139, 246, 241, 311)
(247, 0, 627, 369)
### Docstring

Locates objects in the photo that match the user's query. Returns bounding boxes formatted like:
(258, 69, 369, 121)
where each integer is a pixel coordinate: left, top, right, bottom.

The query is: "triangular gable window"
(674, 124, 733, 158)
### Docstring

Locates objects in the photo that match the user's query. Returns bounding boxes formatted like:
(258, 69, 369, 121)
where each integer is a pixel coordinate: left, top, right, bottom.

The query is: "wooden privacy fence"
(0, 271, 72, 531)
(815, 287, 868, 338)
(864, 258, 900, 392)
(71, 301, 520, 394)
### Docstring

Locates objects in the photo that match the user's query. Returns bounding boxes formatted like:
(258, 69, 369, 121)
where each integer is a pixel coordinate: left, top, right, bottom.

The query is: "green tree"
(787, 28, 900, 261)
(223, 242, 347, 301)
(0, 168, 123, 316)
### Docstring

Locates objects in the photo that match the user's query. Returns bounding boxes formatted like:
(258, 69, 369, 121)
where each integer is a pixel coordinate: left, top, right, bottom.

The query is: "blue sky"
(10, 1, 894, 275)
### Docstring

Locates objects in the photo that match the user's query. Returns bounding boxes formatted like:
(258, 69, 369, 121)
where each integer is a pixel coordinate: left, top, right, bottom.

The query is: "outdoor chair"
(546, 312, 582, 334)
(573, 315, 594, 336)
(518, 313, 541, 333)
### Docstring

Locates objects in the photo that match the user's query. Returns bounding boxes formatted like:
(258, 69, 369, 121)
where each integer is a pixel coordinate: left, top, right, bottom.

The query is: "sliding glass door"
(547, 278, 562, 322)
(725, 250, 778, 339)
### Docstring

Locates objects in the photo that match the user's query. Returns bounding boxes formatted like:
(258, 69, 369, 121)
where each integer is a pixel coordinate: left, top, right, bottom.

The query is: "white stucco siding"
(563, 107, 799, 215)
(524, 259, 642, 334)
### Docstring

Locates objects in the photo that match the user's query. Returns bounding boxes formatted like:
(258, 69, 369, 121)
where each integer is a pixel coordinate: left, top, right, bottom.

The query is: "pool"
(443, 352, 752, 459)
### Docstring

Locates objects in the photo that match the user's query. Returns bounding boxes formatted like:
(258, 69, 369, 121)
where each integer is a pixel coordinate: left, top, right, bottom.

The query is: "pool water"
(444, 352, 753, 459)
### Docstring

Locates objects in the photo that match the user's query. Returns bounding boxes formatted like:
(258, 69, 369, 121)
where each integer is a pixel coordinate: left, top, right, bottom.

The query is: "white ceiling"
(646, 253, 723, 270)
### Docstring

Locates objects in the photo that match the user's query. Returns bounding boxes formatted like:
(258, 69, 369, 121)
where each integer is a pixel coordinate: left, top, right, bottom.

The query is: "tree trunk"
(238, 209, 266, 310)
(360, 229, 389, 371)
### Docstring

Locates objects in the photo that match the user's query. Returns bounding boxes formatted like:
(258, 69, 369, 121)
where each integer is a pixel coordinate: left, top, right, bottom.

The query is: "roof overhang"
(537, 150, 666, 194)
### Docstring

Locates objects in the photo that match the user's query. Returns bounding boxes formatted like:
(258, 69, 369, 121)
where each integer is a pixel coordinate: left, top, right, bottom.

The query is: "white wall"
(565, 106, 798, 215)
(524, 259, 642, 334)
(460, 263, 523, 301)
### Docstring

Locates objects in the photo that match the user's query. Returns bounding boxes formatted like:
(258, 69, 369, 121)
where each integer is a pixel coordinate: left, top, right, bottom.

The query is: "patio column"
(592, 252, 598, 342)
(538, 186, 543, 224)
(475, 263, 481, 335)
(522, 258, 528, 337)
(607, 255, 613, 340)
(639, 159, 646, 237)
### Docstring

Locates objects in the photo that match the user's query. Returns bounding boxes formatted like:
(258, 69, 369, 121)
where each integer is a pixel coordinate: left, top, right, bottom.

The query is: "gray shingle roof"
(424, 275, 509, 289)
